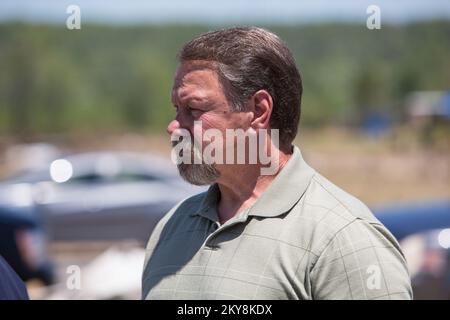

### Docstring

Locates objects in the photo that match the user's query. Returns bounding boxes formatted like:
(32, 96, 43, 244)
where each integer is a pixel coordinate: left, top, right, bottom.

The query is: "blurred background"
(0, 0, 449, 299)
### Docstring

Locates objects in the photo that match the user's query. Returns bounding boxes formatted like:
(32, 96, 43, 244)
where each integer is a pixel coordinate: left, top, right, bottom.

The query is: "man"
(0, 255, 29, 300)
(142, 27, 412, 300)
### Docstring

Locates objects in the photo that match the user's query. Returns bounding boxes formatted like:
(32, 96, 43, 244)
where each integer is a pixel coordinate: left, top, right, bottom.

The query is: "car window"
(63, 172, 159, 184)
(66, 173, 104, 184)
(110, 172, 160, 182)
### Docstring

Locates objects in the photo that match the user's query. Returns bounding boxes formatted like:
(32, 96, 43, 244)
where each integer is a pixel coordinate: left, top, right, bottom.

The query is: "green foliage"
(0, 22, 449, 136)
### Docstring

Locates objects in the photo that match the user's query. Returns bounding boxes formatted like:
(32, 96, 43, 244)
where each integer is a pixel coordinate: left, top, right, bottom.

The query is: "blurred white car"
(0, 151, 205, 244)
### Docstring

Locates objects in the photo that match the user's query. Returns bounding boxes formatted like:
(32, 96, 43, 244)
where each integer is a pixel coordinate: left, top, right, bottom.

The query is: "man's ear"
(250, 90, 273, 130)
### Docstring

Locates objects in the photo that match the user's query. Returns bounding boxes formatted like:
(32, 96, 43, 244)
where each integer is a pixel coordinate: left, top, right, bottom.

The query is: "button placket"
(203, 214, 248, 250)
(203, 222, 220, 250)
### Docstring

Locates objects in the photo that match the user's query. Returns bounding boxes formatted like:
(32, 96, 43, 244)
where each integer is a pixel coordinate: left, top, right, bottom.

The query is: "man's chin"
(177, 163, 220, 186)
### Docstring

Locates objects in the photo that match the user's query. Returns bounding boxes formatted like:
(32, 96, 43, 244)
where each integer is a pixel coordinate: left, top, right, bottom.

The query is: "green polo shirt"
(142, 146, 412, 300)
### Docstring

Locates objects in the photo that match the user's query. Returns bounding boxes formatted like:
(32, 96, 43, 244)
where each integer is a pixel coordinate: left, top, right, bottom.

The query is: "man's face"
(168, 60, 252, 185)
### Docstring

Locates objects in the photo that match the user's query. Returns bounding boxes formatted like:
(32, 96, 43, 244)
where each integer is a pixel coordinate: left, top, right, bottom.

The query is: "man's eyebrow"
(174, 93, 208, 105)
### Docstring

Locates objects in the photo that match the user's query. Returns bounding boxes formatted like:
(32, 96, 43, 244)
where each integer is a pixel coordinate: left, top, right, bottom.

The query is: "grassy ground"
(296, 127, 450, 205)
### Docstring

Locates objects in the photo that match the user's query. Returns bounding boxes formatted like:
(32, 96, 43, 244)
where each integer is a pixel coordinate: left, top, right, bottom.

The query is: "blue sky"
(1, 0, 450, 25)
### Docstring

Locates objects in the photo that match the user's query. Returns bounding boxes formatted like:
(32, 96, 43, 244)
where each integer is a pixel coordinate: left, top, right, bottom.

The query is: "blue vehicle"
(374, 200, 450, 300)
(0, 205, 54, 285)
(374, 200, 450, 241)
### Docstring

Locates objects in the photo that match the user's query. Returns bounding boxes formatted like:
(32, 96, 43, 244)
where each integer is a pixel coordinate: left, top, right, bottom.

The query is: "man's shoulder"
(291, 171, 390, 256)
(304, 172, 379, 224)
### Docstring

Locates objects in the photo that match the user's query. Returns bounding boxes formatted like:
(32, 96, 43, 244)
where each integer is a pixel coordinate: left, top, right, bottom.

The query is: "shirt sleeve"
(310, 219, 413, 300)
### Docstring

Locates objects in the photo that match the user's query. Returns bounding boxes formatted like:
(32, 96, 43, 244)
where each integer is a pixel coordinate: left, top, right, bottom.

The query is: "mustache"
(171, 135, 203, 163)
(171, 134, 191, 148)
(171, 135, 204, 151)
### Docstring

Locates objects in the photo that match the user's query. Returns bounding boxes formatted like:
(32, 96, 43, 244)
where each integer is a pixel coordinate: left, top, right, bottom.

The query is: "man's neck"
(215, 150, 292, 225)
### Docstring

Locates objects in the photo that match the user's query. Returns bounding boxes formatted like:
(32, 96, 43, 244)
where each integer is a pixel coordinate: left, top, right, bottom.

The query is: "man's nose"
(167, 111, 193, 136)
(167, 119, 180, 135)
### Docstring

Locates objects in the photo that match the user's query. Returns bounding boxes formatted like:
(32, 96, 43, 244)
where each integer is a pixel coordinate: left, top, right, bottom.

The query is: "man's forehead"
(172, 86, 209, 103)
(173, 60, 217, 89)
(172, 61, 220, 99)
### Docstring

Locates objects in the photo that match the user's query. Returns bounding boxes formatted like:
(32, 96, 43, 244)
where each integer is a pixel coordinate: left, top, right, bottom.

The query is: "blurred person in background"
(0, 255, 29, 300)
(412, 232, 450, 300)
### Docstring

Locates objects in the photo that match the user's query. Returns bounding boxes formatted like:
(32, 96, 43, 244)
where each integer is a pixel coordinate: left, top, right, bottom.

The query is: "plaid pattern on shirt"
(142, 146, 412, 300)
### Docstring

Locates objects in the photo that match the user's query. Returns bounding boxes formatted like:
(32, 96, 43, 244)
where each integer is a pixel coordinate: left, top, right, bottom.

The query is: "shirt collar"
(191, 183, 221, 222)
(191, 145, 315, 221)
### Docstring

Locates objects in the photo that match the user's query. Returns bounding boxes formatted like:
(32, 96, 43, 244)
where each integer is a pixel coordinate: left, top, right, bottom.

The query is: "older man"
(142, 27, 412, 300)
